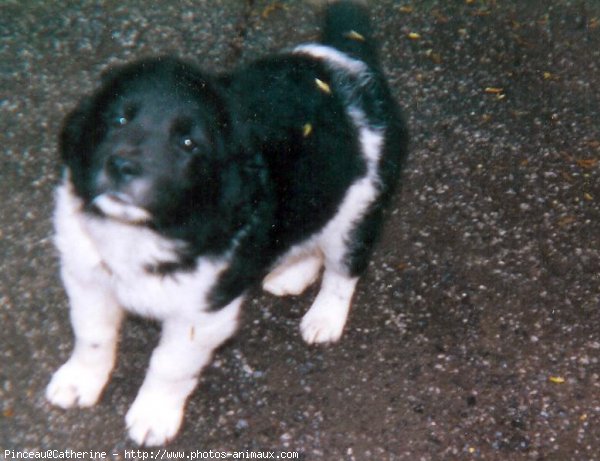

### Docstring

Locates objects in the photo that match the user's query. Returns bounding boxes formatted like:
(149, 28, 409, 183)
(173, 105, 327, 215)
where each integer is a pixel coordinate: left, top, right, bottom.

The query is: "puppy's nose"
(105, 155, 142, 181)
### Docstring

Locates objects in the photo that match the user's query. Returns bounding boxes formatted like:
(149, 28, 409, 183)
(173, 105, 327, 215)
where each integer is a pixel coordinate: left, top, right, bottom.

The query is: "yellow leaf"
(557, 216, 576, 227)
(585, 140, 600, 148)
(344, 30, 365, 42)
(303, 123, 313, 137)
(425, 49, 442, 63)
(261, 2, 285, 19)
(549, 376, 565, 384)
(315, 78, 331, 94)
(576, 158, 598, 169)
(472, 8, 491, 17)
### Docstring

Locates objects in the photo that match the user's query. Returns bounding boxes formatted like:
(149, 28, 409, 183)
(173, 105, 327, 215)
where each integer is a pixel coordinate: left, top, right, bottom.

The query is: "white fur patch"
(92, 193, 151, 224)
(262, 249, 323, 296)
(294, 43, 368, 75)
(54, 180, 229, 320)
(49, 179, 242, 446)
(316, 120, 383, 270)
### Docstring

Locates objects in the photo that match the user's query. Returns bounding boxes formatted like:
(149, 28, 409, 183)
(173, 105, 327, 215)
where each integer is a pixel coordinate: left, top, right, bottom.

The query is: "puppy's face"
(93, 81, 211, 222)
(62, 59, 230, 225)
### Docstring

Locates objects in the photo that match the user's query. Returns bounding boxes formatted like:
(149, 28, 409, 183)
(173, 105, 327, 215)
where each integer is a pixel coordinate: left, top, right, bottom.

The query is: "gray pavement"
(1, 1, 599, 459)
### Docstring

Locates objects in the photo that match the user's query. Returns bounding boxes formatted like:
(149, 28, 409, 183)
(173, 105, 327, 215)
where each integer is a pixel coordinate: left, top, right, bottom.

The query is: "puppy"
(46, 1, 408, 446)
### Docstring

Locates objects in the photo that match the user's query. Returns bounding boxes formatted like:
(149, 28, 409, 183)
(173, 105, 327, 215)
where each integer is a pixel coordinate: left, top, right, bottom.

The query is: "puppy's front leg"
(46, 266, 123, 408)
(126, 297, 242, 446)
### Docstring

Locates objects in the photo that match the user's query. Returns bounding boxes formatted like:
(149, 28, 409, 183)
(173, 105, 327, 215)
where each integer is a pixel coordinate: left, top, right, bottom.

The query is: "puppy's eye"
(114, 116, 128, 127)
(111, 104, 137, 128)
(179, 136, 199, 153)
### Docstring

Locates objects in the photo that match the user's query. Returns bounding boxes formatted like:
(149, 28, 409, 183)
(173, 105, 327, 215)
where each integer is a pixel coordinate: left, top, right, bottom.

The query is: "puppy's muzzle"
(105, 154, 142, 184)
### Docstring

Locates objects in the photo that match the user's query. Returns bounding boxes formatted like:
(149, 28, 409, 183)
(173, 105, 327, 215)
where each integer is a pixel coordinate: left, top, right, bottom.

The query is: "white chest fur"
(54, 182, 227, 319)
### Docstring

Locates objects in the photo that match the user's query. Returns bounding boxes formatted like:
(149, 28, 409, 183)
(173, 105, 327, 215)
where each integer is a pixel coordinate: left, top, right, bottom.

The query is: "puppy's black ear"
(99, 62, 126, 84)
(98, 56, 168, 85)
(59, 96, 95, 167)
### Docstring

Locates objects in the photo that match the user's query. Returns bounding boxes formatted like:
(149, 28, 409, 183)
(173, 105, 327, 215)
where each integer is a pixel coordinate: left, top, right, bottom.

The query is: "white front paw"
(46, 358, 110, 408)
(300, 307, 347, 344)
(126, 391, 185, 446)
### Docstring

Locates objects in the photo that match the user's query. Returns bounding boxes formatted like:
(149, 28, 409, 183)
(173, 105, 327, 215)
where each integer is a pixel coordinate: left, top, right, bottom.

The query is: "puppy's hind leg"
(262, 248, 323, 297)
(300, 265, 358, 344)
(125, 297, 242, 446)
(300, 191, 386, 345)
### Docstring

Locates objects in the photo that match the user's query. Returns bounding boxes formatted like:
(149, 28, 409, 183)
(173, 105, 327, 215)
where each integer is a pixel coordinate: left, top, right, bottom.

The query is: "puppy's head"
(61, 57, 235, 227)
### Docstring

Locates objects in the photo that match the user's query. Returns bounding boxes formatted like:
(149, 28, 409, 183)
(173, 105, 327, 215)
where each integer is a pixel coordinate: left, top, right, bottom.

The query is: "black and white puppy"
(46, 1, 408, 446)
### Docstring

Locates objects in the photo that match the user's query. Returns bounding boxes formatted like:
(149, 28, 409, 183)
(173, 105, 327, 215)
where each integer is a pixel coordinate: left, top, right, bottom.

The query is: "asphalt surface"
(1, 1, 599, 459)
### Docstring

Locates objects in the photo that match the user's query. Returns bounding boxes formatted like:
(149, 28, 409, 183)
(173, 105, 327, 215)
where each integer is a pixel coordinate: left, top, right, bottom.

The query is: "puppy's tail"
(321, 1, 379, 68)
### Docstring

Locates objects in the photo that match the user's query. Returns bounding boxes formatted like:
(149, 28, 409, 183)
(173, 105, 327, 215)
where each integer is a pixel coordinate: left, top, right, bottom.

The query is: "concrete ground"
(1, 0, 599, 459)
